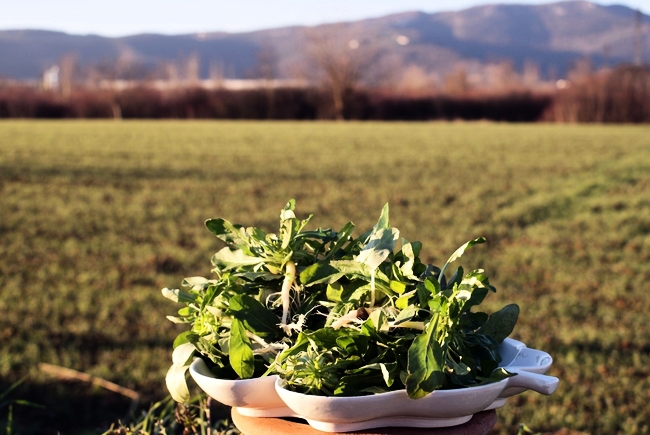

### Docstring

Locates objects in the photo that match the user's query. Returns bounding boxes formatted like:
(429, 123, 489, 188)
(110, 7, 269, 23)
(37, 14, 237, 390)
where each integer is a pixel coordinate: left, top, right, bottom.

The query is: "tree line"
(1, 64, 648, 123)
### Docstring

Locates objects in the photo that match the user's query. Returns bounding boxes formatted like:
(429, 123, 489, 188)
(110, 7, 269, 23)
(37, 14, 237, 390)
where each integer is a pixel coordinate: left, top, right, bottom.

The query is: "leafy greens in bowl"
(163, 200, 354, 401)
(162, 200, 520, 403)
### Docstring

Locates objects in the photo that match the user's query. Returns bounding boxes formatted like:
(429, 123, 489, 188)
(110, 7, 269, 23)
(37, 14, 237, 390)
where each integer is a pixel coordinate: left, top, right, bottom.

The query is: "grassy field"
(1, 120, 649, 434)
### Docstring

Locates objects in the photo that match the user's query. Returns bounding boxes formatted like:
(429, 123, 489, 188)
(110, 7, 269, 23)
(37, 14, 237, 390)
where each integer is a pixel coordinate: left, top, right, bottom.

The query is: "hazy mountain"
(0, 0, 647, 81)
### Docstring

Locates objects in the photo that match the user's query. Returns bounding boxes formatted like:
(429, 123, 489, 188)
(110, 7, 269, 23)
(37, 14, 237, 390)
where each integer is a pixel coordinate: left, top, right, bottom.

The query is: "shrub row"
(1, 65, 648, 122)
(0, 86, 551, 122)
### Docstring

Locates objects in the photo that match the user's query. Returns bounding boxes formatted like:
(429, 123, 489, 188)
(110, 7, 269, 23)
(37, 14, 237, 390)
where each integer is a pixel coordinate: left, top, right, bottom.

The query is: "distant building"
(43, 65, 60, 90)
(96, 78, 308, 91)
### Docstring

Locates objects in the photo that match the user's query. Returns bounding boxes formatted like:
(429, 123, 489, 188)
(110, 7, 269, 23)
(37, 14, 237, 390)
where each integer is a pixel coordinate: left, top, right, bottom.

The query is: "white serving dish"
(275, 365, 558, 432)
(190, 338, 558, 430)
(189, 358, 293, 417)
(486, 338, 555, 409)
(274, 338, 558, 432)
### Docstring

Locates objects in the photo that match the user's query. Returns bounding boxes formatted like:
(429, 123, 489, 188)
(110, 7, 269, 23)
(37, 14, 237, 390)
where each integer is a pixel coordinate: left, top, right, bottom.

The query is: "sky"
(2, 0, 649, 37)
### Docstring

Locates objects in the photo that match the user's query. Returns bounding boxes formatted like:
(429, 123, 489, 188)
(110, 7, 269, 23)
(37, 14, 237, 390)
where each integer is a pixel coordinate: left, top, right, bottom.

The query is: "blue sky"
(2, 0, 649, 37)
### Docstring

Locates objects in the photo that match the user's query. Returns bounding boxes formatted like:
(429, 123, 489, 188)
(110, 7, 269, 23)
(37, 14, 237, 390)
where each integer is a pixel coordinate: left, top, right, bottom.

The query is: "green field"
(1, 120, 649, 434)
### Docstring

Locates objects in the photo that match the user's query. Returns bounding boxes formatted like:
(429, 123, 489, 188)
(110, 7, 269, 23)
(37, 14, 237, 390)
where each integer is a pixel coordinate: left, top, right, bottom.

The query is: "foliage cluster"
(0, 86, 551, 122)
(548, 65, 650, 123)
(0, 121, 649, 434)
(163, 201, 517, 401)
(102, 395, 239, 435)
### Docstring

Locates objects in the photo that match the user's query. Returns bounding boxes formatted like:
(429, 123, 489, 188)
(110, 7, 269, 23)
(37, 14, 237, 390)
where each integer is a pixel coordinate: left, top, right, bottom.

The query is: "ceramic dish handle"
(506, 370, 559, 395)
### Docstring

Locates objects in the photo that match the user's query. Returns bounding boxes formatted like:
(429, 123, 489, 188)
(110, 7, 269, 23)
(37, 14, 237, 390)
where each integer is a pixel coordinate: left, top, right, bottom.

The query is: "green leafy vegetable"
(229, 318, 255, 379)
(405, 317, 445, 399)
(478, 304, 520, 343)
(163, 200, 519, 402)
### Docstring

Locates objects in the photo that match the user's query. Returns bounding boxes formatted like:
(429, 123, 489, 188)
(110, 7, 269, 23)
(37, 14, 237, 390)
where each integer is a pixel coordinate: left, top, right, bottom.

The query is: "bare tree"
(634, 10, 644, 66)
(484, 60, 519, 92)
(209, 61, 224, 89)
(255, 43, 279, 118)
(397, 65, 438, 96)
(522, 60, 541, 88)
(59, 54, 76, 98)
(304, 25, 377, 120)
(94, 52, 152, 83)
(185, 52, 200, 86)
(443, 67, 469, 95)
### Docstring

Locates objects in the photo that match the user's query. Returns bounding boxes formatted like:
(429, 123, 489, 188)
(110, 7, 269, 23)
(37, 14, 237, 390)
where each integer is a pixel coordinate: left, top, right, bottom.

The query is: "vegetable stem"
(245, 331, 269, 347)
(331, 310, 363, 329)
(389, 321, 425, 330)
(370, 269, 376, 307)
(281, 260, 296, 327)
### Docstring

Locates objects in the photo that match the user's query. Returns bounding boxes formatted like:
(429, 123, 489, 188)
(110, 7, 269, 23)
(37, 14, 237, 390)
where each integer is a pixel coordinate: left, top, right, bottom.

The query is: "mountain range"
(0, 0, 648, 82)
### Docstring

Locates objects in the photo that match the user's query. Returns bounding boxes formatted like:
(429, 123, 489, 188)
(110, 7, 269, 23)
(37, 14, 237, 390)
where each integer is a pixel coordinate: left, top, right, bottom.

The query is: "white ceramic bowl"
(189, 358, 293, 417)
(190, 338, 558, 429)
(275, 368, 558, 432)
(487, 338, 555, 409)
(275, 378, 499, 432)
(272, 339, 558, 432)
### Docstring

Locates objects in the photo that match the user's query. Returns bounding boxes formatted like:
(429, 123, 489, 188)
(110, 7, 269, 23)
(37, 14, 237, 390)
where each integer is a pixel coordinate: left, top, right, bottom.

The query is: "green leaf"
(305, 328, 343, 350)
(460, 311, 489, 330)
(280, 198, 296, 220)
(335, 364, 390, 396)
(416, 283, 430, 307)
(182, 276, 211, 287)
(186, 335, 225, 364)
(335, 334, 369, 357)
(478, 304, 520, 343)
(275, 332, 311, 365)
(229, 318, 255, 379)
(229, 294, 281, 338)
(450, 359, 471, 376)
(448, 266, 464, 289)
(424, 277, 440, 295)
(324, 222, 356, 260)
(172, 342, 196, 366)
(165, 364, 191, 403)
(329, 259, 371, 278)
(390, 280, 407, 294)
(380, 362, 398, 387)
(394, 305, 418, 325)
(477, 367, 515, 384)
(399, 242, 419, 280)
(374, 203, 390, 231)
(200, 284, 220, 311)
(396, 290, 416, 310)
(247, 225, 268, 243)
(405, 317, 445, 399)
(326, 282, 346, 303)
(439, 237, 486, 284)
(368, 309, 389, 332)
(165, 341, 196, 403)
(348, 283, 372, 302)
(166, 316, 190, 324)
(173, 331, 196, 348)
(205, 218, 250, 249)
(0, 376, 28, 403)
(355, 227, 400, 270)
(279, 200, 296, 249)
(300, 262, 339, 287)
(161, 287, 196, 304)
(237, 271, 277, 281)
(177, 307, 192, 316)
(211, 248, 264, 271)
(463, 287, 490, 312)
